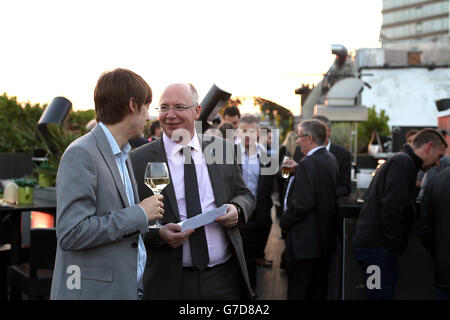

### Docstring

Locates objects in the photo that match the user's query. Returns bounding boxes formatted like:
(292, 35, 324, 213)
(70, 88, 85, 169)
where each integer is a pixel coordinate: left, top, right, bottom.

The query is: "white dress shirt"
(163, 132, 231, 267)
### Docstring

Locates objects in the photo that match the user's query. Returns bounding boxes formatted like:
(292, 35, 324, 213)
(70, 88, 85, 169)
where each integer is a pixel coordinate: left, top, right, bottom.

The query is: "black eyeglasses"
(157, 104, 196, 113)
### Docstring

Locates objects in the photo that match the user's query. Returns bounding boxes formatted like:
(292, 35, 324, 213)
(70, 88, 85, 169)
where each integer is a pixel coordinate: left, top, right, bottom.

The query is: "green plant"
(16, 123, 81, 185)
(34, 162, 57, 186)
(358, 105, 390, 153)
(0, 93, 45, 152)
(67, 109, 95, 134)
(330, 122, 352, 149)
(37, 124, 80, 170)
(15, 177, 38, 187)
(34, 162, 57, 175)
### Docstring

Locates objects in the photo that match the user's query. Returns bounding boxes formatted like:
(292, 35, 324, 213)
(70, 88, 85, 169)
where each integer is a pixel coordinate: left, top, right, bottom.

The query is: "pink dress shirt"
(163, 132, 232, 267)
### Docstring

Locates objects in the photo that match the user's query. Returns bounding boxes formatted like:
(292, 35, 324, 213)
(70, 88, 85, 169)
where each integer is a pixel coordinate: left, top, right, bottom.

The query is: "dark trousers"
(352, 246, 399, 300)
(180, 258, 242, 300)
(286, 258, 331, 300)
(436, 287, 450, 300)
(256, 211, 272, 259)
(240, 207, 273, 291)
(240, 224, 258, 291)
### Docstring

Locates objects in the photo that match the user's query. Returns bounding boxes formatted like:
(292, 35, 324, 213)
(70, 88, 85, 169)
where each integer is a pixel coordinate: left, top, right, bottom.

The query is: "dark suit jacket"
(237, 146, 275, 231)
(329, 143, 352, 198)
(130, 134, 255, 299)
(418, 166, 450, 286)
(280, 148, 339, 260)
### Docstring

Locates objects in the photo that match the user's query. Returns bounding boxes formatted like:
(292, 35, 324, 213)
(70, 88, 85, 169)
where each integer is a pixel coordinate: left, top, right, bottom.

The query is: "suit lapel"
(153, 138, 181, 222)
(91, 126, 130, 207)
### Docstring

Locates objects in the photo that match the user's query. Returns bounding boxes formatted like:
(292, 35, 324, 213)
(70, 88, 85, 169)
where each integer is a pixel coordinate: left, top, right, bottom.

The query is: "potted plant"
(357, 106, 390, 154)
(34, 162, 57, 187)
(14, 123, 80, 203)
(19, 123, 81, 186)
(15, 177, 38, 205)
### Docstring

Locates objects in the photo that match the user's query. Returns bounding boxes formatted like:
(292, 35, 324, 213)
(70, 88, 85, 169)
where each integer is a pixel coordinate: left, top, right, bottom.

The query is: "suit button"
(131, 242, 138, 248)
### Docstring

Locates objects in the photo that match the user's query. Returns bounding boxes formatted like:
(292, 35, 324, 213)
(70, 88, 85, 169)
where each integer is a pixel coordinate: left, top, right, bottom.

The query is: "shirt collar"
(326, 141, 331, 152)
(307, 145, 325, 156)
(98, 122, 131, 157)
(163, 130, 202, 157)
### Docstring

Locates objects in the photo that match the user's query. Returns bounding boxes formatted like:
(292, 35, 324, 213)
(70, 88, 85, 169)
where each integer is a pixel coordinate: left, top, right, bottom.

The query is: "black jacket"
(329, 143, 352, 198)
(417, 166, 450, 287)
(280, 147, 339, 259)
(352, 144, 423, 256)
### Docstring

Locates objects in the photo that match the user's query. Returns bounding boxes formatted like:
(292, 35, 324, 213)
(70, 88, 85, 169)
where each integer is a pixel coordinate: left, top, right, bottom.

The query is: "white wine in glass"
(144, 162, 170, 228)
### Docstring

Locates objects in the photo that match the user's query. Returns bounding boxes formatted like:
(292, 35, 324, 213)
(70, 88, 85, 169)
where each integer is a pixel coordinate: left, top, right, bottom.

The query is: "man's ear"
(424, 141, 433, 154)
(128, 97, 136, 113)
(194, 104, 202, 120)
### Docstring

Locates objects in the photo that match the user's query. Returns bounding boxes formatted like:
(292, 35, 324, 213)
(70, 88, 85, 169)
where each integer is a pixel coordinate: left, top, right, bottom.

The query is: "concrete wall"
(360, 67, 450, 127)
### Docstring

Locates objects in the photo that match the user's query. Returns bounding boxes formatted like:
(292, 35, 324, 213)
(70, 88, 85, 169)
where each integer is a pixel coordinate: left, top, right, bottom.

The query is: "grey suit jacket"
(50, 125, 149, 300)
(129, 134, 255, 299)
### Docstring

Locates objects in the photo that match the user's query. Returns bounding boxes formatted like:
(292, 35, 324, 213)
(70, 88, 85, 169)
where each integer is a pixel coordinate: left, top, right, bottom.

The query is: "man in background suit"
(130, 83, 255, 300)
(312, 115, 351, 199)
(235, 115, 275, 296)
(280, 119, 339, 300)
(418, 166, 450, 299)
(51, 68, 164, 300)
(312, 114, 352, 298)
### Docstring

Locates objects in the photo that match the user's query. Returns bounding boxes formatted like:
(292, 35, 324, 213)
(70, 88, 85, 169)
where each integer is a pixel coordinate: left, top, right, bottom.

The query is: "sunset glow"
(1, 0, 382, 115)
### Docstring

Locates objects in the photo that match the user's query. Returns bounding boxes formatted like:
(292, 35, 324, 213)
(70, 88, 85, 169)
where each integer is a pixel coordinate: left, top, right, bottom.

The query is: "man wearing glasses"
(130, 83, 255, 300)
(280, 119, 339, 300)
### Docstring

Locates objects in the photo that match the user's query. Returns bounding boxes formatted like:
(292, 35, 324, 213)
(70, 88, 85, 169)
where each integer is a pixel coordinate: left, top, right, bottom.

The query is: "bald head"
(159, 83, 198, 106)
(158, 82, 202, 141)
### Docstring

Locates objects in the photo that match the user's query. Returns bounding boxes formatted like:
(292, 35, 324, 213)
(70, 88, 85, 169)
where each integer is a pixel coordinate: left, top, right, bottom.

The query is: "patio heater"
(36, 96, 72, 155)
(197, 84, 231, 133)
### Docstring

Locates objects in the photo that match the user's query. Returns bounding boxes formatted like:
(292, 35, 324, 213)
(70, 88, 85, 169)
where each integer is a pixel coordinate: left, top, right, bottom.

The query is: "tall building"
(380, 0, 449, 50)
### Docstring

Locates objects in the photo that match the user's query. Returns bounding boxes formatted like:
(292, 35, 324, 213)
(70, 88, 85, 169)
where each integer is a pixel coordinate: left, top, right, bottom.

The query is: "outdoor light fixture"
(36, 96, 72, 153)
(436, 98, 450, 112)
(198, 84, 232, 133)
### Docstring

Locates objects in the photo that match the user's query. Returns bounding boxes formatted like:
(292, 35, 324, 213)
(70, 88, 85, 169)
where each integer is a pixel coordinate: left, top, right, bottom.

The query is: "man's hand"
(158, 223, 194, 248)
(215, 204, 239, 228)
(281, 159, 298, 174)
(139, 194, 164, 222)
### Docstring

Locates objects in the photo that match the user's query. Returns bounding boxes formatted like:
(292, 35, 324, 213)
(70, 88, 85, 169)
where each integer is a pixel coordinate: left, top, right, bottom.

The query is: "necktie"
(183, 146, 210, 271)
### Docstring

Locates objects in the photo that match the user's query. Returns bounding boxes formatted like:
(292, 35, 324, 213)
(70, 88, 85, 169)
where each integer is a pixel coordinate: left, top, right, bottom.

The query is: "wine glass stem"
(153, 190, 161, 228)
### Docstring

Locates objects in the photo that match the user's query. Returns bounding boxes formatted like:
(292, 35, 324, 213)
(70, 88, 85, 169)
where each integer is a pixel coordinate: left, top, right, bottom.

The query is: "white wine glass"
(144, 162, 170, 228)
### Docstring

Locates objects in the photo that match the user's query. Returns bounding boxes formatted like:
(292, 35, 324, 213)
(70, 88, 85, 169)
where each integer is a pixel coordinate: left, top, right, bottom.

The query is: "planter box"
(34, 186, 56, 203)
(18, 186, 34, 205)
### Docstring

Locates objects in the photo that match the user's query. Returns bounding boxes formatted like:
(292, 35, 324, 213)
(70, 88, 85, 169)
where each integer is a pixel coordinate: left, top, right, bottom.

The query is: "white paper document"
(178, 205, 227, 231)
